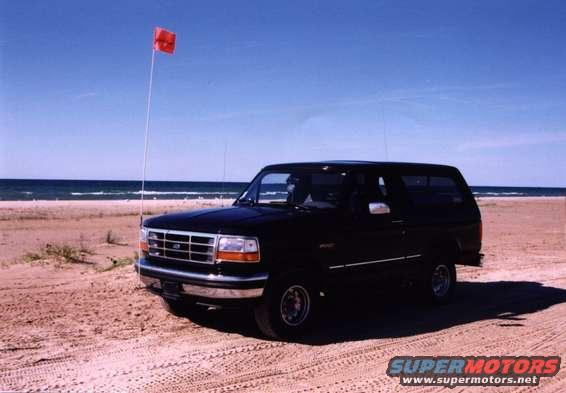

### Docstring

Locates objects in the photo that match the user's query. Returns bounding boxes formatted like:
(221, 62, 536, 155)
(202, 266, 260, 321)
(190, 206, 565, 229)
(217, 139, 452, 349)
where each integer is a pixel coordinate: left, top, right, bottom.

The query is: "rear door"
(397, 169, 478, 272)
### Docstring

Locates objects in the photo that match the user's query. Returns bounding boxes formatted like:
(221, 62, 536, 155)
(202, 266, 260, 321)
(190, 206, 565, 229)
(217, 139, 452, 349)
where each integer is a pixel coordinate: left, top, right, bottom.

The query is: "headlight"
(139, 227, 148, 252)
(216, 236, 260, 263)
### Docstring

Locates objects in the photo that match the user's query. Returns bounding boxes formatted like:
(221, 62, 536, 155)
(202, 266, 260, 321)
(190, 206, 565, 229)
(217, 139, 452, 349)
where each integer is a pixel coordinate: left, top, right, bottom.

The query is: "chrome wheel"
(279, 285, 311, 326)
(431, 264, 451, 298)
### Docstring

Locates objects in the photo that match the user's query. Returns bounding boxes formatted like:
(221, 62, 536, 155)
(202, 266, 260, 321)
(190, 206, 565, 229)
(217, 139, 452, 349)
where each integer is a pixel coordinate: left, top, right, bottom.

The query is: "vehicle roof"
(263, 160, 458, 172)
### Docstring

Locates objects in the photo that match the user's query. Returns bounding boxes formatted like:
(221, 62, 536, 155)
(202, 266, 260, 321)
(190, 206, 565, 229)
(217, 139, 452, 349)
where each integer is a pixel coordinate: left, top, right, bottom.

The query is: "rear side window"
(429, 176, 464, 203)
(402, 175, 464, 206)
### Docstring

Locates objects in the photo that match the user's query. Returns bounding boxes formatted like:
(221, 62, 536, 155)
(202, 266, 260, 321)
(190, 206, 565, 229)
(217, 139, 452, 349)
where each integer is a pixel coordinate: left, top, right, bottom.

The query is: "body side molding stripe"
(329, 254, 422, 270)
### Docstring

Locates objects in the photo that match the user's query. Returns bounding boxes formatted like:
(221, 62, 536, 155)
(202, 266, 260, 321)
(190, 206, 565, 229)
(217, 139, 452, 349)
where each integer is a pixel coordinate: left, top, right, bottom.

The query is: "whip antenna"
(220, 139, 228, 207)
(381, 101, 389, 161)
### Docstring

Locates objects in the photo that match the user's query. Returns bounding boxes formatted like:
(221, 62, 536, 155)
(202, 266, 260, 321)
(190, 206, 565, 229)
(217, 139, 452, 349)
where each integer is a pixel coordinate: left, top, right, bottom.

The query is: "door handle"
(392, 219, 404, 224)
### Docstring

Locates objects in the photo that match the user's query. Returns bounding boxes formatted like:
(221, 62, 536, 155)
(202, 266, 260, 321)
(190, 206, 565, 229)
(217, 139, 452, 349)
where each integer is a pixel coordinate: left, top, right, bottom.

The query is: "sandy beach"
(0, 197, 565, 392)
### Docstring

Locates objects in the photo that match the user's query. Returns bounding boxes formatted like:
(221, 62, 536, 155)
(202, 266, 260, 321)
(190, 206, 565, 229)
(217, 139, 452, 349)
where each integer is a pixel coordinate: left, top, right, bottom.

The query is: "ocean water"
(0, 179, 564, 201)
(0, 179, 249, 201)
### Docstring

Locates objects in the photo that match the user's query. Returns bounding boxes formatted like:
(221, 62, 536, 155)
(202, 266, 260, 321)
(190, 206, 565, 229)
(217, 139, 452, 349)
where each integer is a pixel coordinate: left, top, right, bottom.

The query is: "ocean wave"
(473, 192, 526, 196)
(70, 190, 240, 196)
(70, 191, 123, 196)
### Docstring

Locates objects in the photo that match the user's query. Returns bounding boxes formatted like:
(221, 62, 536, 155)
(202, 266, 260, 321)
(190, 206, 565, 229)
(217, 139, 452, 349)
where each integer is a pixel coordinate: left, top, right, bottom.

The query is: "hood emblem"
(172, 243, 181, 250)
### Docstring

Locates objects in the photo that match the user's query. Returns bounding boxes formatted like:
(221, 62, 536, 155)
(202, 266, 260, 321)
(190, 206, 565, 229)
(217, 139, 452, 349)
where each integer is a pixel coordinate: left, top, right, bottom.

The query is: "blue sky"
(1, 1, 565, 187)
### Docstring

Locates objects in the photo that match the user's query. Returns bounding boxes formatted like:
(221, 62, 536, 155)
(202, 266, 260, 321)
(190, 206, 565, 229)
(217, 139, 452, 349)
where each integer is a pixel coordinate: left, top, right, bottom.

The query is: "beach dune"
(0, 197, 565, 392)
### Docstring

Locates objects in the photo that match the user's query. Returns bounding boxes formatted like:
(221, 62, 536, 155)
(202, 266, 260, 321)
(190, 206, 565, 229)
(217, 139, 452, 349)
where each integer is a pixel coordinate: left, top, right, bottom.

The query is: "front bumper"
(134, 258, 268, 299)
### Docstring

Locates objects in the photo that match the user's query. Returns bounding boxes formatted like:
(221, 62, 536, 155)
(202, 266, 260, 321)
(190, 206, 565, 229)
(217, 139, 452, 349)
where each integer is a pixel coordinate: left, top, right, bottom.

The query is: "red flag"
(153, 27, 176, 54)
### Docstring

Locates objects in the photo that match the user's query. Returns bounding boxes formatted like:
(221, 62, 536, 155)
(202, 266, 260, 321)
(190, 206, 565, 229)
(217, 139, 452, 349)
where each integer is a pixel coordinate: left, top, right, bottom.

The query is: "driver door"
(340, 171, 405, 284)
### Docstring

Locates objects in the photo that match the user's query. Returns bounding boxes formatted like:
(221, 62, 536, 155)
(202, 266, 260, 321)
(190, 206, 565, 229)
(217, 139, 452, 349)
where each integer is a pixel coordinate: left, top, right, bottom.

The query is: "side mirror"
(369, 202, 390, 215)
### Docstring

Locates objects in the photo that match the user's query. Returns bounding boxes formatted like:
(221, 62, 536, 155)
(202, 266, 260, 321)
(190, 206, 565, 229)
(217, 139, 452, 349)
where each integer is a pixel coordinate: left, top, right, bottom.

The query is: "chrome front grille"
(146, 228, 217, 264)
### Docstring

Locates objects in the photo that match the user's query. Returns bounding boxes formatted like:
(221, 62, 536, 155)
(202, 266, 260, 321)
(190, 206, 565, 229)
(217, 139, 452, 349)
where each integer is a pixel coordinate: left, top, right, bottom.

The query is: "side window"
(369, 174, 391, 202)
(348, 172, 372, 215)
(378, 176, 388, 197)
(309, 172, 347, 205)
(401, 175, 464, 206)
(355, 173, 366, 187)
(402, 175, 427, 188)
(429, 176, 464, 204)
(349, 173, 398, 215)
(256, 172, 348, 206)
(258, 173, 289, 203)
(401, 176, 429, 205)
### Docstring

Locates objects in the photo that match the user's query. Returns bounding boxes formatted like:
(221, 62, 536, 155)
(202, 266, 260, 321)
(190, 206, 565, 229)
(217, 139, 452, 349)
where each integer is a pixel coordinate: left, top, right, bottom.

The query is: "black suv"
(135, 161, 482, 338)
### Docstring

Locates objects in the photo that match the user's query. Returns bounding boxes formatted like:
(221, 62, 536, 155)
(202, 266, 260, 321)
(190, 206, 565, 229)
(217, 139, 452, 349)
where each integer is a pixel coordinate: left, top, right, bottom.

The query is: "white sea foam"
(70, 190, 240, 196)
(473, 192, 525, 196)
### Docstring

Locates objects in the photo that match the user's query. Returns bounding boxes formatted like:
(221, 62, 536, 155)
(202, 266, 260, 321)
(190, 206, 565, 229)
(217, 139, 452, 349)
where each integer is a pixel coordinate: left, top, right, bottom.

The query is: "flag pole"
(138, 48, 156, 284)
(140, 48, 156, 227)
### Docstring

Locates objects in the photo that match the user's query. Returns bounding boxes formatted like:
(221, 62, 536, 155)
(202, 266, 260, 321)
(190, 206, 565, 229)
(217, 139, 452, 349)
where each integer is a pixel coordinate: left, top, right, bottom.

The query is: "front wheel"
(420, 258, 456, 305)
(254, 273, 319, 339)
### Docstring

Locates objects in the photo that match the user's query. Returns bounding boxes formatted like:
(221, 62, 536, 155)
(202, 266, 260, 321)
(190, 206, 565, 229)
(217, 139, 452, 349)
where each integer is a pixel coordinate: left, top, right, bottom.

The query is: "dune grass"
(24, 243, 93, 264)
(104, 230, 121, 245)
(100, 251, 138, 272)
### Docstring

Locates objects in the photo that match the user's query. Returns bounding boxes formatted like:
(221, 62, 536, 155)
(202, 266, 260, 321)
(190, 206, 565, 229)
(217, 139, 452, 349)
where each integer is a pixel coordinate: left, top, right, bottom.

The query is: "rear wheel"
(420, 256, 456, 305)
(254, 273, 319, 339)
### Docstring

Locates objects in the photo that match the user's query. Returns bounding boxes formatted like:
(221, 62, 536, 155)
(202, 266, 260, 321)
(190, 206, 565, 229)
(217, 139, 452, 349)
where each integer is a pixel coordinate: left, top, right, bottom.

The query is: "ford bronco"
(135, 161, 482, 338)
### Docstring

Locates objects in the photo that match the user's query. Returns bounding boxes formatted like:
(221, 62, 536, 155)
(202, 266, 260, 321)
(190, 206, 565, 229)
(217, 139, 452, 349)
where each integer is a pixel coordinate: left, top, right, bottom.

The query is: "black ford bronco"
(135, 161, 482, 338)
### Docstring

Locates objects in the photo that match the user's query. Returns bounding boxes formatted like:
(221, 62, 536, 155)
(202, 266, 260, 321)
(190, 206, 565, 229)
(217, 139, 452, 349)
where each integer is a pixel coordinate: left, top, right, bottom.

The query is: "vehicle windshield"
(237, 170, 349, 209)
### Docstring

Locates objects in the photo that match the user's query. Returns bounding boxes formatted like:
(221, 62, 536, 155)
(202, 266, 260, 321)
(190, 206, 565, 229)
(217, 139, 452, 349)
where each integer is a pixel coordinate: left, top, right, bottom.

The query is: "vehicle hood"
(143, 205, 324, 235)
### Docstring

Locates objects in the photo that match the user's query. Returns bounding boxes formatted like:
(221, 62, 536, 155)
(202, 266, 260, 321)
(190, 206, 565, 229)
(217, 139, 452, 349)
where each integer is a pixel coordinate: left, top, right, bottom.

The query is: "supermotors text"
(387, 356, 560, 388)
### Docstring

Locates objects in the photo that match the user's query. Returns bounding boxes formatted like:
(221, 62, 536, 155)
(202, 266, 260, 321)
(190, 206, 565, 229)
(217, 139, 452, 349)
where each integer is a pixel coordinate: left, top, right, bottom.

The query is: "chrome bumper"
(135, 259, 268, 299)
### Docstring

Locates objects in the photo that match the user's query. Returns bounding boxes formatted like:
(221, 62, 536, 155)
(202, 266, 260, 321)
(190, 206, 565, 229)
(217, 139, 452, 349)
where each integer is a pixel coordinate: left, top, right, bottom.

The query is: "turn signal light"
(140, 228, 149, 252)
(216, 251, 260, 263)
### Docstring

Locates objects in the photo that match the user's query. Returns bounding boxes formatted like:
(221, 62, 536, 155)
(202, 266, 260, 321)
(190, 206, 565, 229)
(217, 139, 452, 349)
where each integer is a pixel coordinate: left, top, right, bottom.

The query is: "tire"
(161, 297, 202, 317)
(420, 255, 456, 305)
(254, 273, 319, 339)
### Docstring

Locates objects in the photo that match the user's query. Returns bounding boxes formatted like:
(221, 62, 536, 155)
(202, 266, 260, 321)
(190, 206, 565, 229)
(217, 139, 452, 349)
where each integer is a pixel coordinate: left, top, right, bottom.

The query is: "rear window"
(401, 175, 464, 206)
